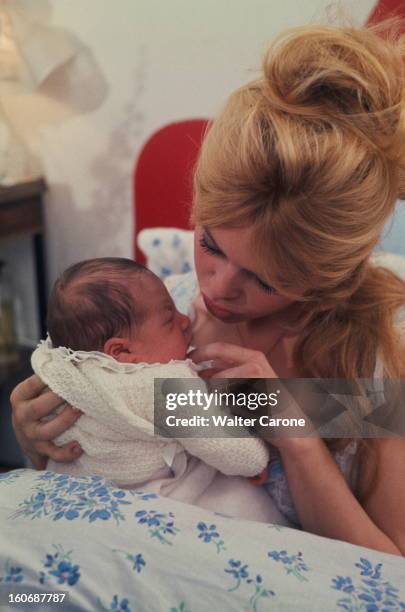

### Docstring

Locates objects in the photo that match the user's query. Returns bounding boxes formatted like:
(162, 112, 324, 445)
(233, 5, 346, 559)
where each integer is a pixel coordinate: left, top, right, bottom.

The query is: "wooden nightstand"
(0, 178, 48, 468)
(0, 178, 47, 336)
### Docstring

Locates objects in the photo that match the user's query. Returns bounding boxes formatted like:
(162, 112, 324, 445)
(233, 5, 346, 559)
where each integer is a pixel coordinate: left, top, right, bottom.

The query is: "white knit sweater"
(31, 339, 269, 489)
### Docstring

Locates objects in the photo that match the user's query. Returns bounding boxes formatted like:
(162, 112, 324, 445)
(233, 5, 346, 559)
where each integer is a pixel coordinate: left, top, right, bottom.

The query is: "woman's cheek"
(193, 237, 207, 281)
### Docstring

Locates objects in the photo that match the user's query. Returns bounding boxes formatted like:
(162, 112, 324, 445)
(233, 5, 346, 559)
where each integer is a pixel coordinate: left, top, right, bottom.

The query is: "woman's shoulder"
(355, 437, 405, 510)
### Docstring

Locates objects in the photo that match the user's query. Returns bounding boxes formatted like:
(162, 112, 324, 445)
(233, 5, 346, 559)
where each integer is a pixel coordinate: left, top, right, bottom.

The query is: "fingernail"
(193, 360, 215, 372)
(72, 407, 82, 414)
(72, 444, 82, 455)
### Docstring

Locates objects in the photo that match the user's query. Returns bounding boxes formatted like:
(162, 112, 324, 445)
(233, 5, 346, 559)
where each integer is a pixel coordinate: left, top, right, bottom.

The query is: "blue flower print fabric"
(0, 470, 404, 612)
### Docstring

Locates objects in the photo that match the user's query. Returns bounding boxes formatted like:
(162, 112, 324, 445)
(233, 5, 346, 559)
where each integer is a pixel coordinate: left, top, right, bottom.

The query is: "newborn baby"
(31, 258, 284, 522)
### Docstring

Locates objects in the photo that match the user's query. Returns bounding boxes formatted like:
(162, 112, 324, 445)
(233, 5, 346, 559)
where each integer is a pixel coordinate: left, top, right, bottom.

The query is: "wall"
(5, 0, 402, 345)
(38, 0, 378, 278)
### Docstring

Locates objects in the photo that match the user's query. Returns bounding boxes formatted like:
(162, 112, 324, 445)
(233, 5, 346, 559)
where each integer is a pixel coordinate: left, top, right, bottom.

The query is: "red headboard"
(134, 119, 209, 263)
(367, 0, 405, 25)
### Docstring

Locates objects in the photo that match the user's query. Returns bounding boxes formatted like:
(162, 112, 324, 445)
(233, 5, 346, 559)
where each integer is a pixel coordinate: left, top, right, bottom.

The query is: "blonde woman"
(11, 20, 405, 555)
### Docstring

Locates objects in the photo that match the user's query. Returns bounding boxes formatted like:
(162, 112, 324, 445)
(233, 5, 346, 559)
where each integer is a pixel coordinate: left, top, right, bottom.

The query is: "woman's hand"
(10, 375, 83, 469)
(189, 342, 278, 379)
(257, 382, 321, 451)
(190, 342, 319, 451)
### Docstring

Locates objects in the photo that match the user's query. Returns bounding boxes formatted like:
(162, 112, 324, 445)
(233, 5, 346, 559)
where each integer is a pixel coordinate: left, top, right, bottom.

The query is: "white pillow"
(137, 228, 194, 279)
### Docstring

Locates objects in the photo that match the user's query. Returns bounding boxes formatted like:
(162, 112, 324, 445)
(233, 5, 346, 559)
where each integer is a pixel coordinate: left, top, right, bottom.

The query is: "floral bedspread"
(0, 469, 404, 611)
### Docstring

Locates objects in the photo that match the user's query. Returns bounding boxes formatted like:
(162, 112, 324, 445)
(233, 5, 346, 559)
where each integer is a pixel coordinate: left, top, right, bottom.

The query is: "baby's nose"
(179, 313, 191, 332)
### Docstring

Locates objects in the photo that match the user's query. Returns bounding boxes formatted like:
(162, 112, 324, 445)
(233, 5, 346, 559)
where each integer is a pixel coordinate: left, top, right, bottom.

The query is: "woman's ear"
(104, 338, 138, 363)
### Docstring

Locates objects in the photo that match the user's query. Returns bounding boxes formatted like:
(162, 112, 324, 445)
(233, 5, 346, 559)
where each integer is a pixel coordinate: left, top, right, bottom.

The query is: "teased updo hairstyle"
(192, 19, 405, 495)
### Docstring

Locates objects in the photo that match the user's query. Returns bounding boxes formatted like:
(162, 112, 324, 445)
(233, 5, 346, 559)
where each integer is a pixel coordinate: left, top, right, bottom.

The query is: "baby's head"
(47, 258, 191, 363)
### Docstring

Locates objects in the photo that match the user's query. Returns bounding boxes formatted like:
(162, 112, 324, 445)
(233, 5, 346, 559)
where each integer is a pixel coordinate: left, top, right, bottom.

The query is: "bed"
(1, 468, 405, 612)
(1, 121, 404, 611)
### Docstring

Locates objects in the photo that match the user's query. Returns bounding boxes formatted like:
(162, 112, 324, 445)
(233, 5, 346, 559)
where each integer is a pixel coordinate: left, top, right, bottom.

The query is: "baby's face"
(128, 277, 192, 363)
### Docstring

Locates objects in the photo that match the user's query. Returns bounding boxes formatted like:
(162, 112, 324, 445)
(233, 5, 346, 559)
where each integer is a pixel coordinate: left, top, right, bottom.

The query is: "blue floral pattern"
(267, 549, 310, 581)
(129, 491, 159, 502)
(39, 544, 80, 586)
(0, 470, 404, 611)
(11, 473, 132, 524)
(137, 228, 195, 281)
(0, 562, 24, 584)
(0, 470, 27, 485)
(98, 595, 132, 611)
(197, 521, 226, 553)
(332, 558, 405, 611)
(113, 550, 146, 573)
(134, 510, 179, 545)
(169, 603, 191, 612)
(225, 559, 275, 611)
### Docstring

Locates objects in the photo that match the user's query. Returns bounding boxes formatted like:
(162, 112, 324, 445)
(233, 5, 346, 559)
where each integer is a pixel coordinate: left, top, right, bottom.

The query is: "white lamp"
(0, 0, 106, 186)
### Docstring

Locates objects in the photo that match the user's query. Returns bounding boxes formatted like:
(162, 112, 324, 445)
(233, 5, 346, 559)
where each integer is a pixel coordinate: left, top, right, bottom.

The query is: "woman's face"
(194, 225, 295, 324)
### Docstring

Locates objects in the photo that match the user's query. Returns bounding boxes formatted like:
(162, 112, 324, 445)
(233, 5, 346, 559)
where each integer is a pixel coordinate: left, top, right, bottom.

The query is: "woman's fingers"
(10, 374, 47, 409)
(30, 405, 82, 442)
(26, 439, 83, 467)
(190, 342, 261, 366)
(11, 381, 65, 430)
(10, 373, 83, 467)
(194, 343, 276, 378)
(210, 364, 272, 379)
(198, 367, 222, 380)
(29, 390, 68, 421)
(28, 453, 48, 470)
(37, 440, 83, 463)
(191, 342, 278, 377)
(11, 375, 82, 440)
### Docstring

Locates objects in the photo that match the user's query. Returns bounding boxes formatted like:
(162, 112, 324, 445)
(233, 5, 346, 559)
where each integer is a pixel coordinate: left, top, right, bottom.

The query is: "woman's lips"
(202, 294, 238, 318)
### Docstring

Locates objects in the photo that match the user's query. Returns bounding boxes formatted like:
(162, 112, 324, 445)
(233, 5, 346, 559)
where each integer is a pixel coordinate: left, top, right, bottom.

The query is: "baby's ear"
(104, 338, 136, 363)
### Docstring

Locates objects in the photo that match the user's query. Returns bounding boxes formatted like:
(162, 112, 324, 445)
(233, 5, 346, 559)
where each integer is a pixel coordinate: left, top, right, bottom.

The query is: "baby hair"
(47, 257, 153, 352)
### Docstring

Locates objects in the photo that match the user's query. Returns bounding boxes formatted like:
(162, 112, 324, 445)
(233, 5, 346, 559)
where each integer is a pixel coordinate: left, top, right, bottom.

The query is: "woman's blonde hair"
(191, 19, 405, 494)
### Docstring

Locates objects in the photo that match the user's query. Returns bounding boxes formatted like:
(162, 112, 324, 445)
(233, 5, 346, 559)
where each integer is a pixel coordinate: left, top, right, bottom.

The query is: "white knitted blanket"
(31, 339, 269, 489)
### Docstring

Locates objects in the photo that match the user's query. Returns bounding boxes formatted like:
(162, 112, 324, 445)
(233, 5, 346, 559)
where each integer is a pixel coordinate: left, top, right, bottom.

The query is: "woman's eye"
(199, 235, 224, 257)
(254, 276, 276, 294)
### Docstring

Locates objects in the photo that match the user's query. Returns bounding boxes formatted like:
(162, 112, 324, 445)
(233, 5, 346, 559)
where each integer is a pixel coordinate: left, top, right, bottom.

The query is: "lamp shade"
(3, 0, 86, 92)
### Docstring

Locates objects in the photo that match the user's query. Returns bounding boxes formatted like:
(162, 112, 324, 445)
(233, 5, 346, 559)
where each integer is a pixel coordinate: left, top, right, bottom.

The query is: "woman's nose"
(208, 263, 241, 301)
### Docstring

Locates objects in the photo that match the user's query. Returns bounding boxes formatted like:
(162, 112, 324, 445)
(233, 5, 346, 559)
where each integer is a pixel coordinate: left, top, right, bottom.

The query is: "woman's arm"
(10, 374, 83, 468)
(276, 437, 404, 556)
(191, 343, 405, 555)
(357, 437, 405, 553)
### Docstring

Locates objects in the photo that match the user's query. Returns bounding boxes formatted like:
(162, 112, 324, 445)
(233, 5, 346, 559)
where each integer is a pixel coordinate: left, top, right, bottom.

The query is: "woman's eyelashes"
(199, 235, 224, 257)
(253, 276, 276, 294)
(199, 234, 276, 294)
